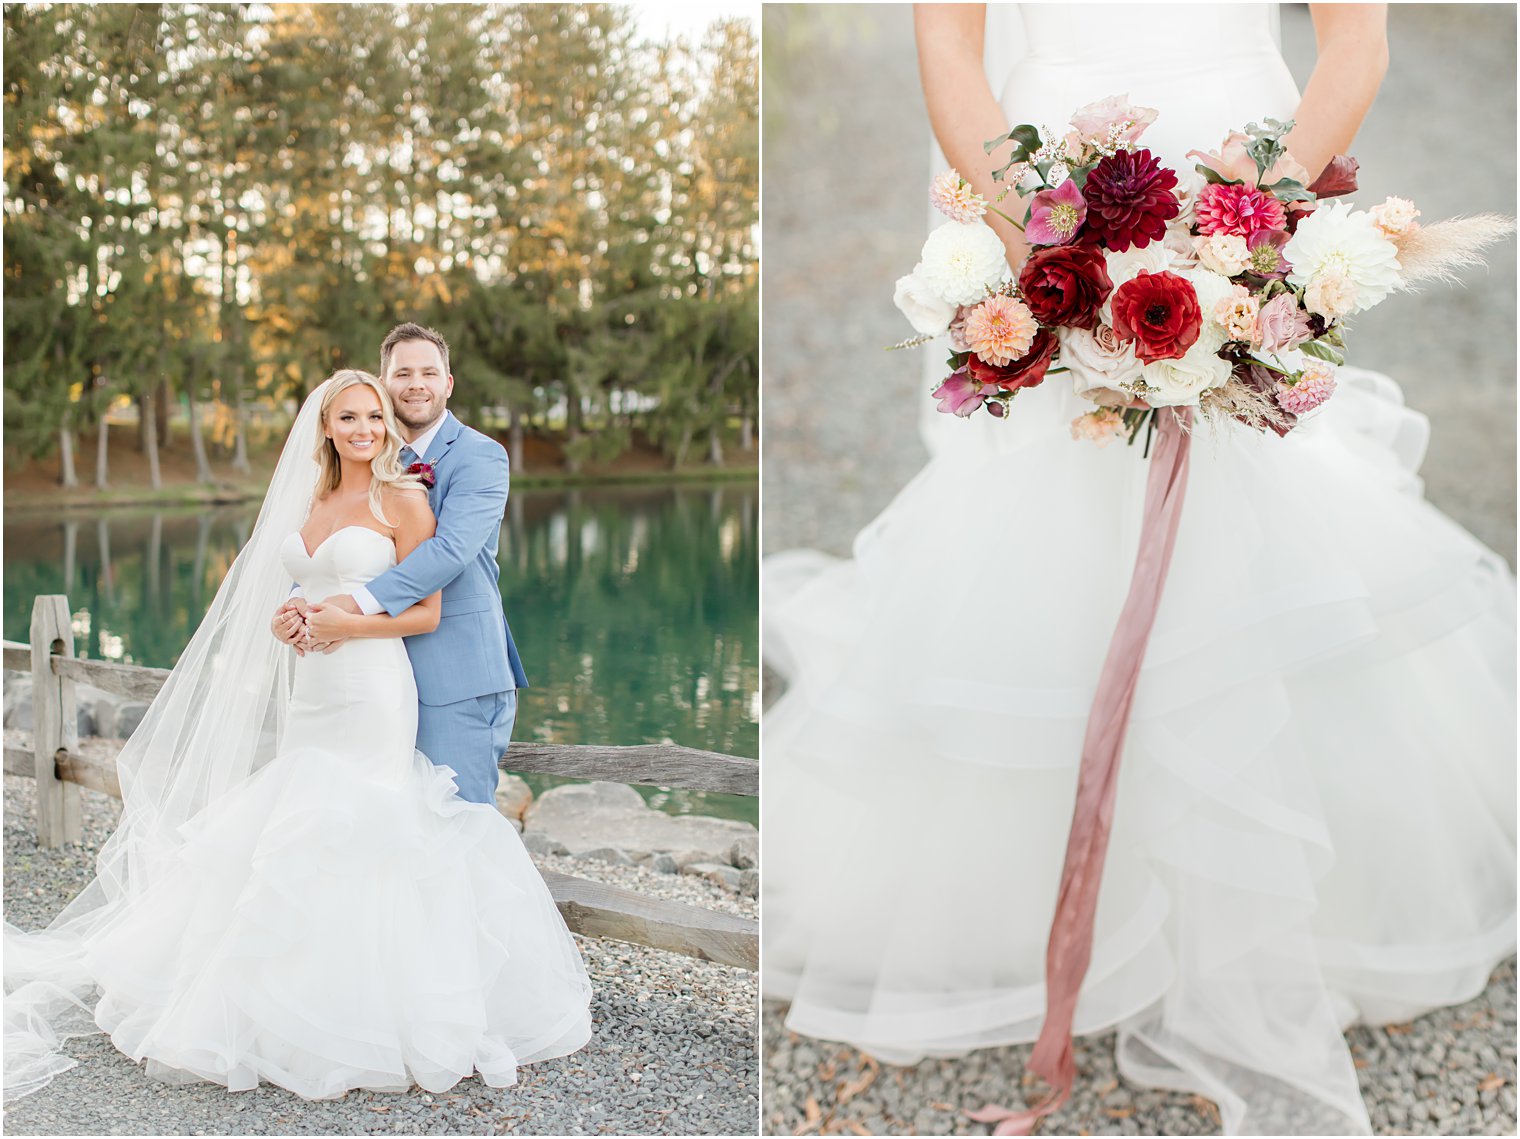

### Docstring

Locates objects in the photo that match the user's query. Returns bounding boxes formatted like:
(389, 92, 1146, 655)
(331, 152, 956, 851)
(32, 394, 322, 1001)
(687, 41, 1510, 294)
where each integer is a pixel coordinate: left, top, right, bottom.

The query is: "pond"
(3, 482, 758, 824)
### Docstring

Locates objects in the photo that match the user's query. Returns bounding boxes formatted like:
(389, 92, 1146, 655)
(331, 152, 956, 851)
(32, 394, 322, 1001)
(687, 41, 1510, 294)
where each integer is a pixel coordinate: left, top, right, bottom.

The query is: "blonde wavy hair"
(312, 369, 425, 526)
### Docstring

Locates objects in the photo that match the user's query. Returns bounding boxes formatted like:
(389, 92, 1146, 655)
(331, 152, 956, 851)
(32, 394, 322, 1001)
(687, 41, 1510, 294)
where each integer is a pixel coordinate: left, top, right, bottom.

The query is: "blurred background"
(763, 3, 1517, 567)
(3, 2, 759, 821)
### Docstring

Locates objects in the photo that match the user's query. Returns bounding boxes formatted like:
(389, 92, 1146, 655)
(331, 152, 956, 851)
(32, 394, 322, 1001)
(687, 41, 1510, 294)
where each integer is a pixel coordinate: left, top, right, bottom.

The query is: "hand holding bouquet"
(896, 95, 1512, 447)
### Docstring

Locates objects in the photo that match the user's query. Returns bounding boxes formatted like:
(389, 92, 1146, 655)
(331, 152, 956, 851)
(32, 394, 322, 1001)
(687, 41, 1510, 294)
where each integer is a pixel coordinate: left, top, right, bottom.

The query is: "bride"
(763, 4, 1515, 1135)
(5, 371, 592, 1101)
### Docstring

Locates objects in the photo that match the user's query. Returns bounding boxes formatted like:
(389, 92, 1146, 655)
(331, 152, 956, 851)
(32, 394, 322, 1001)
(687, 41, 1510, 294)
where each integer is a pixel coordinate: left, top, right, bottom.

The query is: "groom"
(271, 322, 529, 804)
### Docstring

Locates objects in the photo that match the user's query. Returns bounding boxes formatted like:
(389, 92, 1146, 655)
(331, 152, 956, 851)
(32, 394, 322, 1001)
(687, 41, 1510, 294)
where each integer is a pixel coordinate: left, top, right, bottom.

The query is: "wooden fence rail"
(2, 596, 757, 970)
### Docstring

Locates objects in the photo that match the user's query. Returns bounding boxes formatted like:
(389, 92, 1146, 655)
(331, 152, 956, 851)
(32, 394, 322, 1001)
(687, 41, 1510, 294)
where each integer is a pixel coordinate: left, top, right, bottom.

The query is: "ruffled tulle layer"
(79, 747, 591, 1099)
(762, 371, 1516, 1134)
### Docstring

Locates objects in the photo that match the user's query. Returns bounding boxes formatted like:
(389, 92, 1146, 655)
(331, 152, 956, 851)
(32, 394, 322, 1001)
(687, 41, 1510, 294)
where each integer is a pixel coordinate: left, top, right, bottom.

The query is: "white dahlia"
(918, 222, 1009, 307)
(1283, 201, 1402, 313)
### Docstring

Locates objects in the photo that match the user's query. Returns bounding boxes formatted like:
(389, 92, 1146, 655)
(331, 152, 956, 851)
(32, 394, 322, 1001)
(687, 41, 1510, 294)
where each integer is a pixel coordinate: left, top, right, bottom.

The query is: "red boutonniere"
(407, 461, 437, 489)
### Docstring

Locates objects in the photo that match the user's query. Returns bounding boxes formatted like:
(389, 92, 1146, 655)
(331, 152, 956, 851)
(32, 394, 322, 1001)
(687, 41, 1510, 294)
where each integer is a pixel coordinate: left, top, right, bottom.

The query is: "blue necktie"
(399, 445, 418, 467)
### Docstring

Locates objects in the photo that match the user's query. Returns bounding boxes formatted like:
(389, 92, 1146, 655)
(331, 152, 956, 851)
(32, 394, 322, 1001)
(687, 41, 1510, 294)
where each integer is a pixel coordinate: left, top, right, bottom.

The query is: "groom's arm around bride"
(277, 324, 529, 806)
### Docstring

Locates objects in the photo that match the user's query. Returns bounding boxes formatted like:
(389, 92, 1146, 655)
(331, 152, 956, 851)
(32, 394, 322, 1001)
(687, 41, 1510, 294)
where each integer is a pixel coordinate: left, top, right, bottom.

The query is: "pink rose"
(1069, 94, 1159, 147)
(1188, 131, 1311, 187)
(1255, 293, 1313, 353)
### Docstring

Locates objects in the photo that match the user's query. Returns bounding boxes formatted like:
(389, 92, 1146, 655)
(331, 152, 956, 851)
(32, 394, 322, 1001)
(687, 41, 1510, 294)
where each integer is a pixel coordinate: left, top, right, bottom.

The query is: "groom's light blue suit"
(361, 411, 529, 804)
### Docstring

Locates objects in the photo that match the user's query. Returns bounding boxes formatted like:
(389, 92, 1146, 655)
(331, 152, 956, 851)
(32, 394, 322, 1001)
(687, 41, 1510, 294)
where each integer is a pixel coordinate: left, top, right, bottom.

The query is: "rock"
(739, 868, 759, 898)
(521, 833, 569, 857)
(494, 774, 533, 820)
(669, 848, 717, 870)
(577, 847, 634, 867)
(3, 675, 32, 728)
(682, 861, 741, 893)
(648, 853, 679, 874)
(508, 817, 523, 833)
(727, 834, 758, 869)
(523, 781, 756, 862)
(113, 702, 149, 739)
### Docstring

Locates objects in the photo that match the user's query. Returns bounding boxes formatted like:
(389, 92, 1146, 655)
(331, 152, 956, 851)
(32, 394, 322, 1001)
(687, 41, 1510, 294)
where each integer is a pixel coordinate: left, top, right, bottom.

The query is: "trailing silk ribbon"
(966, 407, 1195, 1136)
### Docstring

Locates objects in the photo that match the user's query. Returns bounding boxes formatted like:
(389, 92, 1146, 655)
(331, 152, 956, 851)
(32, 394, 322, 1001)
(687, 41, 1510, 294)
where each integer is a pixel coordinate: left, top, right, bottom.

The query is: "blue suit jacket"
(366, 411, 529, 705)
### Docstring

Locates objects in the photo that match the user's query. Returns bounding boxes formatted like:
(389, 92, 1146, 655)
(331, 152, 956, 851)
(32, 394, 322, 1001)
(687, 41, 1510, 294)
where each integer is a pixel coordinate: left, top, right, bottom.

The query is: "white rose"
(918, 221, 1009, 307)
(893, 264, 958, 336)
(1195, 233, 1250, 278)
(1139, 337, 1232, 407)
(1100, 241, 1176, 325)
(1057, 323, 1144, 402)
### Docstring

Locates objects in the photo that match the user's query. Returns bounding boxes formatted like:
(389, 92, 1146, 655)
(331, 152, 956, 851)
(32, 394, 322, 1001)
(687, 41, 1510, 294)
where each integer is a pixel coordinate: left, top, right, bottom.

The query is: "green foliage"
(4, 3, 758, 473)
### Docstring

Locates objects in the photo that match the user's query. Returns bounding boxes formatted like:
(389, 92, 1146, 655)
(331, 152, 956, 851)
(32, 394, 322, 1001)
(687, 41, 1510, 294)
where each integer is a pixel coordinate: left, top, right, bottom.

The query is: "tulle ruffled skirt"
(762, 370, 1516, 1133)
(80, 744, 592, 1099)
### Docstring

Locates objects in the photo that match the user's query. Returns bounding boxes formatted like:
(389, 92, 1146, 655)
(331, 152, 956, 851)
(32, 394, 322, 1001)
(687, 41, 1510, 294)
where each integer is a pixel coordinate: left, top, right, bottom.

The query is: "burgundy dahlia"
(1017, 244, 1113, 330)
(1080, 148, 1180, 252)
(1110, 271, 1201, 363)
(967, 327, 1058, 391)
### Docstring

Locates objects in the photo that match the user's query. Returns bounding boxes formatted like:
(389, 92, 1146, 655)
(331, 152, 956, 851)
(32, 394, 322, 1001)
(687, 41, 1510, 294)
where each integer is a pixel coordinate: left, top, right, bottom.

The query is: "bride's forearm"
(915, 4, 1029, 268)
(339, 605, 440, 639)
(306, 596, 440, 643)
(1284, 4, 1389, 181)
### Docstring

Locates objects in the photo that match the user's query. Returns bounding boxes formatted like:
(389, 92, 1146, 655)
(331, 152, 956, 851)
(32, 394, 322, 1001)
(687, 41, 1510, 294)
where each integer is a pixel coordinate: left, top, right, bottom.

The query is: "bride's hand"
(272, 600, 309, 655)
(303, 603, 356, 644)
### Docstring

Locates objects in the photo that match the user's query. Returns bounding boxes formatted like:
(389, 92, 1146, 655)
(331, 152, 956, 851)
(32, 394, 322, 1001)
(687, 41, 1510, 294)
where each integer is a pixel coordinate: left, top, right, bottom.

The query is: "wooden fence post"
(30, 595, 81, 847)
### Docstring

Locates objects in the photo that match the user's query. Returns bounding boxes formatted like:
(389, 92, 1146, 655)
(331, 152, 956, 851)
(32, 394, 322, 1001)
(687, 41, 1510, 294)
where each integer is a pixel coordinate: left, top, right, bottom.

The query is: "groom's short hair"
(380, 323, 451, 378)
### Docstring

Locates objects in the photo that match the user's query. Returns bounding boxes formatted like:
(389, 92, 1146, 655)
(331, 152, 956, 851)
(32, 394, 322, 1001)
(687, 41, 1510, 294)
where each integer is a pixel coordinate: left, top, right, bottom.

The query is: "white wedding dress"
(763, 6, 1516, 1134)
(68, 526, 592, 1099)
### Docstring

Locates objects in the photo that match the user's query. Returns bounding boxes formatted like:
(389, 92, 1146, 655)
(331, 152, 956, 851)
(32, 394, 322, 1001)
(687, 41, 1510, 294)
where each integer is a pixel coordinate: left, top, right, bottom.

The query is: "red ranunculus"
(1017, 244, 1112, 330)
(1081, 148, 1179, 252)
(1110, 271, 1202, 363)
(968, 327, 1058, 391)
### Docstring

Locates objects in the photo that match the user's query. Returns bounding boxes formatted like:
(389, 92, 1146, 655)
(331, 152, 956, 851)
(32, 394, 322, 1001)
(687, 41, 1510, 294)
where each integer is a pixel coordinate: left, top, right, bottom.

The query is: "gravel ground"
(762, 962, 1518, 1137)
(761, 5, 1517, 1136)
(2, 775, 758, 1136)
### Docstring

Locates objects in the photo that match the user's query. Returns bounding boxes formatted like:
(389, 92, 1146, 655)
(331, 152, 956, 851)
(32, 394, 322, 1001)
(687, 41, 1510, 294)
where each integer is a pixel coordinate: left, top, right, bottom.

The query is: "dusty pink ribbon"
(967, 408, 1195, 1136)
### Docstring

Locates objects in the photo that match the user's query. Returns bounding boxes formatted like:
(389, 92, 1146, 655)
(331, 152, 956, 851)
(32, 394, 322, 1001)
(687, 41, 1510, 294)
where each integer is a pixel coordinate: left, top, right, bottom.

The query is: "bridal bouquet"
(896, 95, 1508, 446)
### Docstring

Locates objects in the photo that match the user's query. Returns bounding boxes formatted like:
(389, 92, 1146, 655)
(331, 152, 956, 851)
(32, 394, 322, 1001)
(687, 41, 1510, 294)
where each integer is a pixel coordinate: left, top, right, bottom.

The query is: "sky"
(629, 0, 757, 43)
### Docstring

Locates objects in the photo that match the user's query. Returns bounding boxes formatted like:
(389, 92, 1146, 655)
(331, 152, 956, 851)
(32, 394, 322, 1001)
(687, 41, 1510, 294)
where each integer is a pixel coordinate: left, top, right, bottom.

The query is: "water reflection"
(4, 484, 758, 823)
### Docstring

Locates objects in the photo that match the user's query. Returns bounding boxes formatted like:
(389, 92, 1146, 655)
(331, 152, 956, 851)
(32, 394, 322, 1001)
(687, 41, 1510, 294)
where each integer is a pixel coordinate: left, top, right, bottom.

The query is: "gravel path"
(761, 5, 1517, 1136)
(3, 775, 758, 1136)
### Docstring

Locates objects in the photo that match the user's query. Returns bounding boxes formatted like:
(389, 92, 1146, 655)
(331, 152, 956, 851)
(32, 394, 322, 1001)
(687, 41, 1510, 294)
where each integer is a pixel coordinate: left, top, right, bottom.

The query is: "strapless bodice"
(1000, 3, 1300, 177)
(281, 526, 397, 601)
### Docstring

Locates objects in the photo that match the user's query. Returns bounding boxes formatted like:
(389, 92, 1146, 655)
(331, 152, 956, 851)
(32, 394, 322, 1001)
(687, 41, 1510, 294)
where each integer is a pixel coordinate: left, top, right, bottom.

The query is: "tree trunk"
(739, 412, 753, 453)
(565, 389, 583, 475)
(154, 377, 170, 447)
(141, 389, 162, 490)
(707, 424, 723, 466)
(510, 407, 525, 474)
(186, 378, 213, 484)
(58, 424, 78, 488)
(95, 418, 109, 489)
(672, 423, 692, 470)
